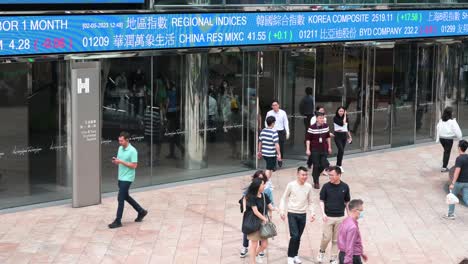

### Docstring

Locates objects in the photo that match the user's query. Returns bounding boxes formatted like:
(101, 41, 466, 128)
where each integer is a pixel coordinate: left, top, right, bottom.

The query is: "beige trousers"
(320, 216, 345, 256)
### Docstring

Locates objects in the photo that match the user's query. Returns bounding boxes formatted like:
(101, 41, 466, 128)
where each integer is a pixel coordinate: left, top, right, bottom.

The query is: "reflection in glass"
(371, 47, 393, 148)
(0, 61, 70, 209)
(416, 45, 436, 141)
(281, 50, 316, 157)
(344, 46, 365, 153)
(391, 44, 416, 147)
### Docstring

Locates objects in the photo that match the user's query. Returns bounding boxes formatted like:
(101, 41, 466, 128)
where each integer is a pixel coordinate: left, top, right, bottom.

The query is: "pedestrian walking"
(306, 112, 331, 189)
(108, 131, 148, 229)
(310, 106, 327, 126)
(265, 100, 289, 168)
(444, 140, 468, 220)
(258, 116, 282, 179)
(240, 170, 274, 258)
(299, 87, 315, 133)
(242, 177, 276, 264)
(436, 107, 462, 172)
(333, 106, 352, 172)
(279, 166, 316, 264)
(337, 199, 368, 264)
(317, 166, 350, 264)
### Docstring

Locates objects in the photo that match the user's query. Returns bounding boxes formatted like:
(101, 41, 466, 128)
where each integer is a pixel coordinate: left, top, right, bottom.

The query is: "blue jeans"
(116, 180, 144, 222)
(448, 182, 468, 216)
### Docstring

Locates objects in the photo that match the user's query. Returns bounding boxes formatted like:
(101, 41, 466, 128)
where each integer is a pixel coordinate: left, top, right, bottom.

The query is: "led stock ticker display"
(0, 9, 468, 57)
(0, 0, 144, 4)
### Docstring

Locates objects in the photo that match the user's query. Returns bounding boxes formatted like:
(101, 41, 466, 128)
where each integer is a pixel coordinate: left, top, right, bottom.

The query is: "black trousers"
(287, 213, 306, 258)
(311, 150, 329, 184)
(339, 251, 362, 264)
(440, 138, 454, 168)
(116, 180, 144, 222)
(277, 129, 286, 159)
(334, 132, 347, 167)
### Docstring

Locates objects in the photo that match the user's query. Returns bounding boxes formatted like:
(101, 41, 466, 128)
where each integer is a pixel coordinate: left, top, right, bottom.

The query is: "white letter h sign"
(77, 78, 90, 94)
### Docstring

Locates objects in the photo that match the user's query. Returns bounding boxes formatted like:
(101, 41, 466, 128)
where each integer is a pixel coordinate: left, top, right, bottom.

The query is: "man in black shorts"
(258, 116, 281, 179)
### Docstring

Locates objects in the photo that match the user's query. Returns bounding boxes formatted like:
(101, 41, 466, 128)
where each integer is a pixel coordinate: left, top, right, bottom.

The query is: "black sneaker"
(135, 210, 148, 222)
(108, 220, 122, 229)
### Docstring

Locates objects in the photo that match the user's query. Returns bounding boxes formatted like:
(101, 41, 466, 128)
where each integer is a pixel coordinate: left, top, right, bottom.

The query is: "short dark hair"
(297, 166, 308, 173)
(348, 199, 364, 211)
(315, 112, 325, 117)
(315, 105, 323, 111)
(272, 99, 280, 105)
(459, 140, 468, 152)
(305, 87, 313, 95)
(326, 166, 342, 175)
(119, 131, 130, 140)
(442, 107, 453, 122)
(266, 116, 276, 126)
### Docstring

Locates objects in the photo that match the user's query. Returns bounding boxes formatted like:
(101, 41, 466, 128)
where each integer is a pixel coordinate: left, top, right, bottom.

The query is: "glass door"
(392, 43, 417, 147)
(436, 42, 462, 125)
(369, 43, 393, 149)
(416, 43, 437, 141)
(280, 48, 317, 158)
(344, 45, 367, 153)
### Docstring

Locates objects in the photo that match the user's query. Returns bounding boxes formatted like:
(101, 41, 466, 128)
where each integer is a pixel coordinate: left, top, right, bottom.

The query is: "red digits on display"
(54, 38, 65, 49)
(42, 38, 52, 49)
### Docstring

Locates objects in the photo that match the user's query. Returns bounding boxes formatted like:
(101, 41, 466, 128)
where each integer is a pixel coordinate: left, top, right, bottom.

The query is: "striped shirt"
(305, 123, 330, 152)
(144, 107, 161, 136)
(259, 128, 279, 157)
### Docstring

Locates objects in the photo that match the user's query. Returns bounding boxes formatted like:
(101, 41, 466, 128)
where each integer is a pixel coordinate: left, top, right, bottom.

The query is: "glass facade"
(0, 61, 71, 209)
(1, 2, 468, 209)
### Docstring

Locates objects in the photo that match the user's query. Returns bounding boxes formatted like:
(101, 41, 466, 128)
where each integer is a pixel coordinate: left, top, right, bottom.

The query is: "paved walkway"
(1, 143, 468, 264)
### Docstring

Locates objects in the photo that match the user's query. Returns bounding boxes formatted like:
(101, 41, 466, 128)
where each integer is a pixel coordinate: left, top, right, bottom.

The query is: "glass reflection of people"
(220, 80, 237, 133)
(154, 74, 167, 121)
(333, 106, 352, 171)
(131, 68, 146, 117)
(351, 64, 364, 134)
(144, 101, 162, 166)
(208, 88, 218, 142)
(166, 81, 185, 159)
(299, 86, 315, 133)
(228, 96, 242, 159)
(115, 72, 128, 91)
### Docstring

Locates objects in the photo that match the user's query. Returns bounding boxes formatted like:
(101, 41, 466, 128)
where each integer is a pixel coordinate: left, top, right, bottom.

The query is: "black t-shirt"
(246, 193, 271, 216)
(455, 154, 468, 183)
(319, 181, 351, 217)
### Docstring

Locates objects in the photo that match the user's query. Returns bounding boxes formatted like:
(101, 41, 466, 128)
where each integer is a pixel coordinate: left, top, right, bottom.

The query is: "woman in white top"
(333, 106, 352, 170)
(436, 107, 462, 172)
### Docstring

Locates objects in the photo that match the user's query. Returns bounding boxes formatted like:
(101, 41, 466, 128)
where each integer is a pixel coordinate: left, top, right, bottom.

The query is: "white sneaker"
(256, 255, 263, 263)
(339, 166, 344, 173)
(287, 257, 295, 264)
(294, 256, 302, 263)
(239, 247, 248, 258)
(330, 259, 338, 264)
(317, 251, 325, 262)
(442, 214, 456, 220)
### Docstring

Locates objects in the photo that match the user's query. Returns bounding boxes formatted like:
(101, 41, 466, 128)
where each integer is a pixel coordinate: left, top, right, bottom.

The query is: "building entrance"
(277, 40, 465, 163)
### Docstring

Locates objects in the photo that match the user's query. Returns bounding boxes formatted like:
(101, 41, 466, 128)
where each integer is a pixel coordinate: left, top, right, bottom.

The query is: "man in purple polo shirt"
(337, 199, 368, 264)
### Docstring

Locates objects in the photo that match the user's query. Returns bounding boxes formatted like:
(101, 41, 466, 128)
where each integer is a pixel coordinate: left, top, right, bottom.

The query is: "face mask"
(358, 211, 364, 220)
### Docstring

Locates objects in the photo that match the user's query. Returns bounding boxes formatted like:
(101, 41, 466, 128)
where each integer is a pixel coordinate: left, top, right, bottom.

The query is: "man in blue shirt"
(108, 131, 148, 229)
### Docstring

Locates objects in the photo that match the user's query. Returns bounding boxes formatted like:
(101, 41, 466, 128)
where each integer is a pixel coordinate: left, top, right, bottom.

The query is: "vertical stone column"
(183, 53, 208, 169)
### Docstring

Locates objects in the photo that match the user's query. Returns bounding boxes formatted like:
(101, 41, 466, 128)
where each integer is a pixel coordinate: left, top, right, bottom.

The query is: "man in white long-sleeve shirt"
(279, 166, 316, 264)
(265, 100, 290, 168)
